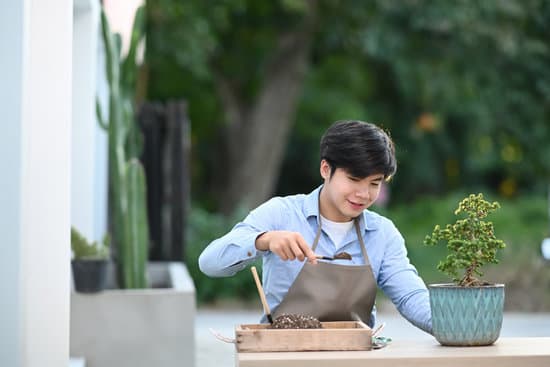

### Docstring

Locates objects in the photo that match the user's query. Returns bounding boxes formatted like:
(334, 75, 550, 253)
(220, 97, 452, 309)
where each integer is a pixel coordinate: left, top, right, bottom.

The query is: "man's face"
(319, 160, 384, 222)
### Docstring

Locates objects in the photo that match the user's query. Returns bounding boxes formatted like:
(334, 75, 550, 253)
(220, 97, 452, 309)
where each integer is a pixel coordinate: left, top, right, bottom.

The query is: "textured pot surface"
(429, 283, 505, 346)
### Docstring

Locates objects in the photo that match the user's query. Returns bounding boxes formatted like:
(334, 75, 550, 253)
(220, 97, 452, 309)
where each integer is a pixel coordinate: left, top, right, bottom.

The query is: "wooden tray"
(235, 321, 372, 352)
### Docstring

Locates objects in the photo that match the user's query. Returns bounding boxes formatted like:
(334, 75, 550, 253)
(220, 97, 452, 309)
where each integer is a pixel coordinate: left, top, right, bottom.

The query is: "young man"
(199, 120, 432, 333)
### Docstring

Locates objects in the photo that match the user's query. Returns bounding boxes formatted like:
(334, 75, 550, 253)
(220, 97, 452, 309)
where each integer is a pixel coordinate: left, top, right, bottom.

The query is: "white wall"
(72, 0, 108, 242)
(0, 1, 24, 365)
(0, 0, 72, 366)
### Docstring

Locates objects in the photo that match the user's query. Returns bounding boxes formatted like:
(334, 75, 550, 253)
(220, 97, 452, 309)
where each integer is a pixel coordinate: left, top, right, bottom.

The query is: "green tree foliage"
(360, 0, 550, 200)
(424, 193, 507, 286)
(146, 0, 550, 212)
(147, 0, 317, 212)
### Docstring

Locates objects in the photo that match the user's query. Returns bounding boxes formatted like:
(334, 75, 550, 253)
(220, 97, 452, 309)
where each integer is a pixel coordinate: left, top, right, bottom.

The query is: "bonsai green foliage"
(424, 193, 507, 287)
(97, 6, 149, 288)
(71, 227, 110, 260)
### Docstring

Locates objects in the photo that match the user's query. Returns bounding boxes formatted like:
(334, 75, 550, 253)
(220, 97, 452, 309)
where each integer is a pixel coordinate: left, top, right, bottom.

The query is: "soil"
(269, 313, 323, 329)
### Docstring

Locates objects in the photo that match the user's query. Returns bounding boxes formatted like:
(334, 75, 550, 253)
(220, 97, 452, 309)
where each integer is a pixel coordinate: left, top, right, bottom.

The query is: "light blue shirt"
(199, 186, 432, 333)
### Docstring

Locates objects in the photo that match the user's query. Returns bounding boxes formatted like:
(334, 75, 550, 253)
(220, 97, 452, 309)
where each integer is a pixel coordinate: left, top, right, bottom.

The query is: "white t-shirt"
(320, 215, 354, 249)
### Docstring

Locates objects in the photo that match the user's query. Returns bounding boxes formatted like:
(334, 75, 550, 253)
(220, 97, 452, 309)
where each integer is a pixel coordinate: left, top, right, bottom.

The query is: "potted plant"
(424, 193, 507, 346)
(70, 6, 196, 367)
(71, 226, 110, 293)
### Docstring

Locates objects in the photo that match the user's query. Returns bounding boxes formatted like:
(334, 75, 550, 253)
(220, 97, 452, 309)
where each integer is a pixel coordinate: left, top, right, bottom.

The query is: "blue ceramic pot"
(429, 283, 505, 346)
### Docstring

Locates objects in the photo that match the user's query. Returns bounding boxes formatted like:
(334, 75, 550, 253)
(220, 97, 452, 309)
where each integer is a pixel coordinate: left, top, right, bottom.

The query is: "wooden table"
(237, 337, 550, 367)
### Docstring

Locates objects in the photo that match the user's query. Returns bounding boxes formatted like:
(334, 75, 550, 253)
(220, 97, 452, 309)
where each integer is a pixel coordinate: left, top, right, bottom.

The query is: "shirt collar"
(304, 186, 322, 219)
(304, 185, 379, 231)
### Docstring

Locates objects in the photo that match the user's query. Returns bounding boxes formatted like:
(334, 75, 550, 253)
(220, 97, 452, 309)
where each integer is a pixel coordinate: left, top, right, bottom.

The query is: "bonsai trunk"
(460, 261, 481, 286)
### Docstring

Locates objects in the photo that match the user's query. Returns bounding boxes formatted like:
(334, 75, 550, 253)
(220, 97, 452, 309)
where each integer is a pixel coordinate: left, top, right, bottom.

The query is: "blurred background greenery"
(141, 0, 550, 310)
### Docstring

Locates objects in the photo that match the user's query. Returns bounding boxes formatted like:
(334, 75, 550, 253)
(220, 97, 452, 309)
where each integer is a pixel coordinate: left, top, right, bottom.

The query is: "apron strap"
(310, 216, 372, 266)
(354, 220, 371, 266)
(311, 221, 323, 251)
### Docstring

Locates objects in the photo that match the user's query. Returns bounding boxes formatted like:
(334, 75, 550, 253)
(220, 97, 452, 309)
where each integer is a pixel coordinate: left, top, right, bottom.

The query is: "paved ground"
(195, 307, 550, 367)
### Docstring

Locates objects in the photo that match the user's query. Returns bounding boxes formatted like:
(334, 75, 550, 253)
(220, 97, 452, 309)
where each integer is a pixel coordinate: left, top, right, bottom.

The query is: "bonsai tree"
(71, 226, 110, 260)
(424, 193, 507, 287)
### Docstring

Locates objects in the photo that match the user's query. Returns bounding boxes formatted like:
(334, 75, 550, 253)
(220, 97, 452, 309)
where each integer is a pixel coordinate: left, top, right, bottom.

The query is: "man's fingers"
(289, 242, 305, 262)
(270, 242, 288, 260)
(276, 248, 288, 261)
(295, 235, 317, 264)
(267, 231, 317, 263)
(279, 241, 295, 261)
(284, 245, 296, 260)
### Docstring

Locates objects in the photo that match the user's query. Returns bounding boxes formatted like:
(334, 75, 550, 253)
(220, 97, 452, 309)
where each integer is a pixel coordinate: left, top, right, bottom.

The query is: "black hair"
(320, 120, 396, 180)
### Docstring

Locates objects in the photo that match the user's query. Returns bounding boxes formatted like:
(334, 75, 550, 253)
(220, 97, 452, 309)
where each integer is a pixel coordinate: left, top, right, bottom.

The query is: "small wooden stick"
(251, 266, 273, 323)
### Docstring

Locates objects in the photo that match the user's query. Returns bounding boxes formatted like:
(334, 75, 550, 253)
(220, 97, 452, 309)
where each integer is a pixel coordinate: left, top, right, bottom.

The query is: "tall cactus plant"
(97, 6, 148, 289)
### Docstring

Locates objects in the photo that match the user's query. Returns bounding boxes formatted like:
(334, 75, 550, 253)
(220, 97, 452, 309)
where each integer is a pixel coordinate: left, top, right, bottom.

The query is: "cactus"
(97, 6, 149, 288)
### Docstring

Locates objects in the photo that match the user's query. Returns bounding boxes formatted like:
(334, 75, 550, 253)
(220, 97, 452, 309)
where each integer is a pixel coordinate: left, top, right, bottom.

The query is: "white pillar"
(0, 1, 25, 365)
(0, 0, 72, 366)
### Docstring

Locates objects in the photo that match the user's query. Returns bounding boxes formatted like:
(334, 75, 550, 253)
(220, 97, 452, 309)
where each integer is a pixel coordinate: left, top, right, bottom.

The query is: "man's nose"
(355, 187, 370, 199)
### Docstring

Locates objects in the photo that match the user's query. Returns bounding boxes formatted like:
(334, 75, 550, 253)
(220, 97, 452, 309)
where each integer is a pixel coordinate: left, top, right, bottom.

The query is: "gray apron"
(273, 219, 377, 322)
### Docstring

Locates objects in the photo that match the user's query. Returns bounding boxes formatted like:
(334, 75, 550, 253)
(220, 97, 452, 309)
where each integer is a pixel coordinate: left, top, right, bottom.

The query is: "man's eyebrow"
(347, 173, 384, 181)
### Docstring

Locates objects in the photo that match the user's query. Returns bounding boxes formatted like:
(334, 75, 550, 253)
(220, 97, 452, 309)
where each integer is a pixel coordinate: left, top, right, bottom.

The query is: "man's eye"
(371, 182, 381, 186)
(348, 176, 360, 182)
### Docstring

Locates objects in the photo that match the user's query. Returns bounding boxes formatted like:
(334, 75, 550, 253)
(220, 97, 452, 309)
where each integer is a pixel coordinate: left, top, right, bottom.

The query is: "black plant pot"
(71, 259, 108, 293)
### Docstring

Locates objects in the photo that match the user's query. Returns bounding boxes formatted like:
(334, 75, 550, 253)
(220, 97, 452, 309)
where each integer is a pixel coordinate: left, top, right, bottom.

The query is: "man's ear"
(320, 159, 331, 180)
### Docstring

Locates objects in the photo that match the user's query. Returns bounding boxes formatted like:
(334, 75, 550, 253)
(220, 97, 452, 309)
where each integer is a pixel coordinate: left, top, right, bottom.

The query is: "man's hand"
(255, 231, 318, 264)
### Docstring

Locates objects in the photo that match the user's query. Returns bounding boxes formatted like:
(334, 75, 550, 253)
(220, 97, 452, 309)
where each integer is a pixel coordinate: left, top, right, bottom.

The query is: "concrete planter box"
(70, 261, 195, 367)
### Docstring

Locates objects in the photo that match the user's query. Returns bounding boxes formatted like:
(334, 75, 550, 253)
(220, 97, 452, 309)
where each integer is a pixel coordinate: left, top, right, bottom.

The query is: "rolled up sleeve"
(198, 198, 283, 277)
